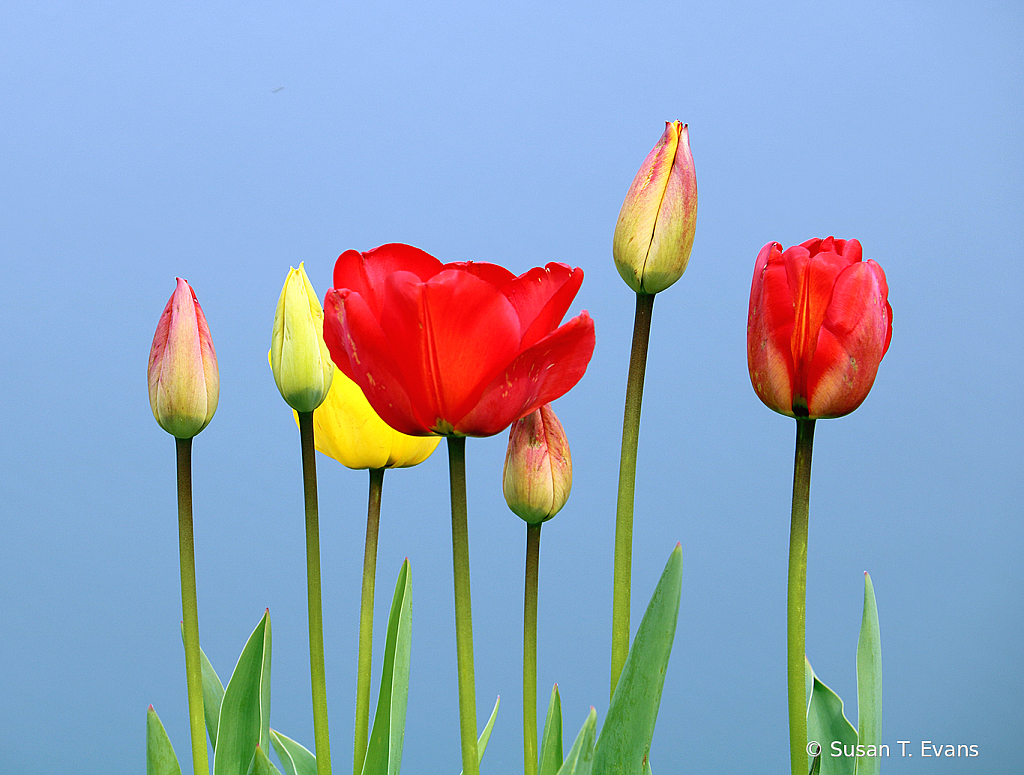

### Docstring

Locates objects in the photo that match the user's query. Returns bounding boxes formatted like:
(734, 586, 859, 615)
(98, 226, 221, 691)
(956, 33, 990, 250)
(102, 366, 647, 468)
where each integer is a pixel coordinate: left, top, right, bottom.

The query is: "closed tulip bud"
(747, 237, 893, 419)
(148, 278, 219, 438)
(271, 263, 334, 412)
(613, 121, 698, 295)
(502, 404, 572, 524)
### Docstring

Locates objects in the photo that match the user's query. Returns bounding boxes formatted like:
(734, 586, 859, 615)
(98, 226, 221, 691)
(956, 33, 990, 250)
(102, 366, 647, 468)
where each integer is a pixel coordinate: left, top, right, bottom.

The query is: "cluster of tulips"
(146, 122, 892, 775)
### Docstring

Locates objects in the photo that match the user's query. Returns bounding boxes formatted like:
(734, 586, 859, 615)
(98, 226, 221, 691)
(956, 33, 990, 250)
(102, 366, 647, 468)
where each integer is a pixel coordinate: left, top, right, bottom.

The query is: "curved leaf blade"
(556, 707, 596, 775)
(593, 545, 682, 774)
(805, 662, 857, 775)
(270, 729, 317, 775)
(459, 696, 500, 775)
(214, 610, 272, 775)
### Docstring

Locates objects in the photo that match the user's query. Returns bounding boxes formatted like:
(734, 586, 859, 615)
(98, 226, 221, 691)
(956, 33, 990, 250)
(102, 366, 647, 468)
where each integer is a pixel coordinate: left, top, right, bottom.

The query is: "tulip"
(293, 365, 440, 470)
(503, 404, 572, 524)
(322, 244, 596, 437)
(612, 121, 698, 295)
(148, 277, 219, 439)
(747, 237, 893, 419)
(271, 263, 334, 413)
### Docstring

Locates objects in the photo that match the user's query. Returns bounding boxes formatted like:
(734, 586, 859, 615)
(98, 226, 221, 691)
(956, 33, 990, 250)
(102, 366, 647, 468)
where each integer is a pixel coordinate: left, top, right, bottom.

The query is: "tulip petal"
(324, 288, 428, 436)
(333, 244, 442, 319)
(747, 243, 796, 415)
(502, 263, 583, 350)
(379, 269, 523, 433)
(457, 312, 595, 436)
(806, 260, 892, 418)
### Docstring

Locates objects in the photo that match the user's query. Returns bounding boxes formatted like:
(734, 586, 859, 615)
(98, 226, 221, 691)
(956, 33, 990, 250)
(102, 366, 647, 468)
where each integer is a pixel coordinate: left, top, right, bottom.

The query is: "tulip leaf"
(146, 706, 184, 775)
(361, 559, 413, 775)
(805, 661, 857, 775)
(269, 729, 317, 775)
(179, 623, 227, 749)
(556, 707, 597, 775)
(214, 610, 272, 775)
(539, 684, 563, 775)
(593, 545, 682, 774)
(458, 696, 500, 775)
(856, 573, 882, 775)
(246, 745, 284, 775)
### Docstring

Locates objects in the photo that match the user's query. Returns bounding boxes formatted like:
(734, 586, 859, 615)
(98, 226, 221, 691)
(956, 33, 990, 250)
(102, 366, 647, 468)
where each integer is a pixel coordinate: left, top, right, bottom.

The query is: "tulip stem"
(787, 418, 816, 775)
(175, 437, 210, 775)
(523, 522, 542, 775)
(447, 436, 480, 775)
(299, 411, 333, 775)
(610, 291, 655, 699)
(353, 467, 384, 775)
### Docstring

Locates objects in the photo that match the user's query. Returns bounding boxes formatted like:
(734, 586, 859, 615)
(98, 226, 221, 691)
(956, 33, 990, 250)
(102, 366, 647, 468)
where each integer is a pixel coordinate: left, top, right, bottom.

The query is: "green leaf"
(146, 706, 183, 775)
(459, 696, 500, 775)
(856, 572, 882, 775)
(270, 729, 317, 775)
(361, 559, 413, 775)
(214, 610, 273, 775)
(808, 753, 821, 775)
(246, 745, 284, 775)
(180, 623, 227, 749)
(539, 684, 563, 775)
(556, 707, 597, 775)
(593, 545, 682, 774)
(805, 661, 857, 775)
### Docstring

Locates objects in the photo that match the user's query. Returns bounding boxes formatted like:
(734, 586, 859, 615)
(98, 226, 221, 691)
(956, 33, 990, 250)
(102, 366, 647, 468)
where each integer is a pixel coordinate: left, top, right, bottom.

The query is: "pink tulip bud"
(502, 404, 573, 524)
(148, 278, 219, 438)
(613, 121, 698, 294)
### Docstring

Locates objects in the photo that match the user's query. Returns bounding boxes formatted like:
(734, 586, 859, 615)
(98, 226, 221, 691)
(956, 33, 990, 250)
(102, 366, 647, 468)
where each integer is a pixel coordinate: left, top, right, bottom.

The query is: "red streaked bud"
(502, 404, 573, 524)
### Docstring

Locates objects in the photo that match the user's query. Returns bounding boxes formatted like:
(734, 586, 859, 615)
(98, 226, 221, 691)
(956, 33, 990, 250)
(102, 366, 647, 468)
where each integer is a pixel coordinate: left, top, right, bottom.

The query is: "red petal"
(332, 244, 442, 319)
(379, 268, 523, 432)
(747, 242, 796, 414)
(325, 288, 430, 435)
(456, 312, 596, 436)
(805, 260, 891, 418)
(447, 261, 517, 286)
(502, 264, 584, 350)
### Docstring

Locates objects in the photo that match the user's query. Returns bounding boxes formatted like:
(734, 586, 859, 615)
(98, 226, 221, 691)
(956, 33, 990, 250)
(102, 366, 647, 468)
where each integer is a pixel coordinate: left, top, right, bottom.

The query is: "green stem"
(787, 418, 816, 775)
(354, 468, 384, 775)
(175, 437, 210, 775)
(523, 522, 542, 775)
(610, 291, 655, 699)
(299, 412, 333, 775)
(447, 436, 479, 775)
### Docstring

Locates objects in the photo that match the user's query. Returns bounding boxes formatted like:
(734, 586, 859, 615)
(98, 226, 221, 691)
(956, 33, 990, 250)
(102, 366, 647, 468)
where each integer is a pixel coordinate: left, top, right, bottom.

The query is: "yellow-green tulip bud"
(502, 404, 572, 524)
(292, 363, 440, 469)
(271, 263, 334, 412)
(612, 121, 698, 295)
(148, 278, 219, 438)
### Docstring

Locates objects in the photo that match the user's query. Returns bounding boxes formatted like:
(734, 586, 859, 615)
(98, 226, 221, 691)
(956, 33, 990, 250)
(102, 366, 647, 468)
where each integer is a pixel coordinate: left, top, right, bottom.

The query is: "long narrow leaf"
(856, 572, 882, 775)
(539, 684, 563, 775)
(556, 707, 597, 775)
(270, 729, 317, 775)
(361, 559, 413, 775)
(593, 545, 683, 774)
(146, 706, 183, 775)
(214, 610, 272, 775)
(459, 696, 500, 775)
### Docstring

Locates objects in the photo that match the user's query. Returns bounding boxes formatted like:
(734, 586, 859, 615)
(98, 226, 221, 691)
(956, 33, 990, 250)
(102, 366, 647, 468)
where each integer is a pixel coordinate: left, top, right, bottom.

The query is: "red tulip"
(747, 237, 892, 419)
(322, 244, 596, 437)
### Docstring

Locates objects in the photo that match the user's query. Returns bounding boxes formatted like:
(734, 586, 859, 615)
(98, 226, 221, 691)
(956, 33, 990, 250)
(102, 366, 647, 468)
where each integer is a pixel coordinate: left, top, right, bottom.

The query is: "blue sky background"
(2, 1, 1022, 773)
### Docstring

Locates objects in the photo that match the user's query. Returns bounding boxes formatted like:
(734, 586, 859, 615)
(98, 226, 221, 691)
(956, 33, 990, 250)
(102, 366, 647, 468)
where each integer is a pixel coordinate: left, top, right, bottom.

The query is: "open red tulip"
(747, 237, 892, 419)
(322, 244, 596, 437)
